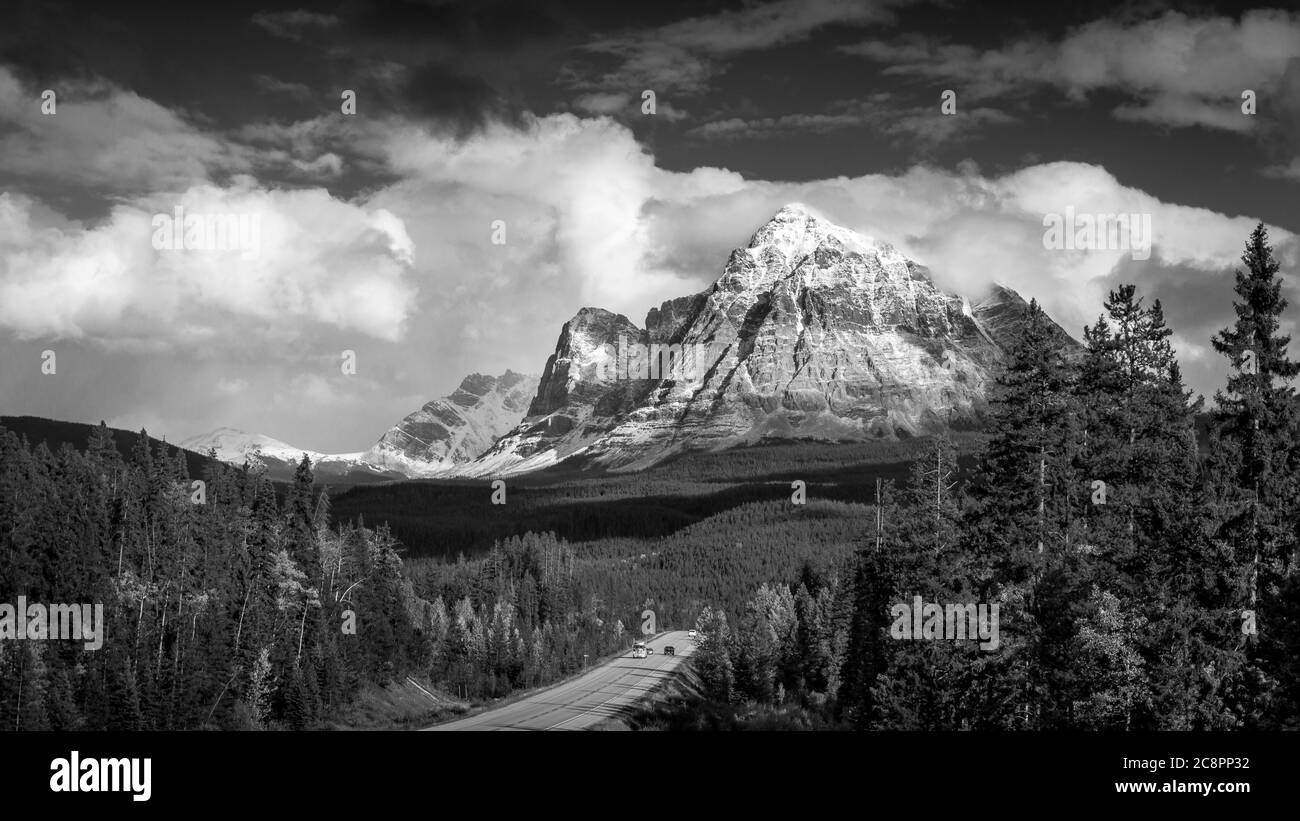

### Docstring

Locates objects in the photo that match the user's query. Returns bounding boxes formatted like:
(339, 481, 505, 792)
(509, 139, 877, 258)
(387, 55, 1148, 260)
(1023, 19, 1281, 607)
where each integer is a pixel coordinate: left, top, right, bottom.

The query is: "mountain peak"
(559, 307, 639, 342)
(365, 370, 541, 474)
(745, 202, 893, 266)
(452, 205, 1083, 477)
(774, 201, 816, 218)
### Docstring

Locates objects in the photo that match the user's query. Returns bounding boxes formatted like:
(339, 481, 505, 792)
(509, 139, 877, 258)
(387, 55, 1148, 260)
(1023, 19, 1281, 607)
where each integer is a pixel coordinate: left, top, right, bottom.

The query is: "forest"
(631, 224, 1300, 729)
(2, 224, 1297, 730)
(329, 431, 988, 560)
(0, 431, 430, 729)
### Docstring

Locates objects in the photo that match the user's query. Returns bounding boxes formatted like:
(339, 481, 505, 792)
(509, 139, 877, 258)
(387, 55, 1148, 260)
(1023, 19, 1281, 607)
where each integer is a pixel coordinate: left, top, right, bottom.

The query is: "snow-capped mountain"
(178, 427, 403, 482)
(360, 370, 539, 475)
(459, 203, 1079, 477)
(182, 370, 540, 481)
(187, 206, 1077, 482)
(180, 427, 317, 466)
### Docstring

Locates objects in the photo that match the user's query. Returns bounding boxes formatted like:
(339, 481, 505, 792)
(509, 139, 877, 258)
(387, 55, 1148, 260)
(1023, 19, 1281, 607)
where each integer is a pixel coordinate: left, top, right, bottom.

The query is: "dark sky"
(1, 0, 1298, 450)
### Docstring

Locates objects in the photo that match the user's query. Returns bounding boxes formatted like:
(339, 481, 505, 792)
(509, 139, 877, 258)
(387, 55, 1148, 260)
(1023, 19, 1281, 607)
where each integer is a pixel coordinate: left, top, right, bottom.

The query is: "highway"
(426, 630, 694, 731)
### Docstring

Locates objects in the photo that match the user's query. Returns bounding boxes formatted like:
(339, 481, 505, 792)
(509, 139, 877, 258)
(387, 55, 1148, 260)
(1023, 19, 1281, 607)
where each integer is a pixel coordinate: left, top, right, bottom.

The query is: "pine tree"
(693, 606, 734, 703)
(964, 300, 1081, 728)
(973, 299, 1078, 575)
(1209, 223, 1300, 726)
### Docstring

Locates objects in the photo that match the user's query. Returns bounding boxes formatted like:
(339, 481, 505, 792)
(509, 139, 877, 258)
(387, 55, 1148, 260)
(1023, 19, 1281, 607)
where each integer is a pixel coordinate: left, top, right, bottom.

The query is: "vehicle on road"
(632, 641, 648, 659)
(688, 630, 697, 640)
(664, 646, 675, 656)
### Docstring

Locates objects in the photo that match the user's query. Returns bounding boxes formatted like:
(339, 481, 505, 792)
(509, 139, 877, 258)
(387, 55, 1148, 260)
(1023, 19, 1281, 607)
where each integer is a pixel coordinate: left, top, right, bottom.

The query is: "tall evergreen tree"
(1209, 223, 1300, 725)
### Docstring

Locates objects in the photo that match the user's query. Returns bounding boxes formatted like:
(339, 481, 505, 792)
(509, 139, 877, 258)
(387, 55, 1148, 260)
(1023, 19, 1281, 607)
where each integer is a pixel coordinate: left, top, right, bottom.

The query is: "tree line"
(680, 224, 1300, 729)
(5, 223, 1294, 731)
(0, 434, 428, 729)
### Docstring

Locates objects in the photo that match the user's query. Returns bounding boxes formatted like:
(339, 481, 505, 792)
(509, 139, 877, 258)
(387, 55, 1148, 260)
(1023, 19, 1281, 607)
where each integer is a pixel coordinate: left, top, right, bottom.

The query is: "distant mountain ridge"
(178, 427, 405, 483)
(182, 204, 1080, 481)
(182, 370, 539, 481)
(361, 370, 539, 475)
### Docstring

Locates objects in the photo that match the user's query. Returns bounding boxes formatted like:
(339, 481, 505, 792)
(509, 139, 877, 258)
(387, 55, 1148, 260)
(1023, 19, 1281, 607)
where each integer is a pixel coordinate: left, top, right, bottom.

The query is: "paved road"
(426, 630, 694, 731)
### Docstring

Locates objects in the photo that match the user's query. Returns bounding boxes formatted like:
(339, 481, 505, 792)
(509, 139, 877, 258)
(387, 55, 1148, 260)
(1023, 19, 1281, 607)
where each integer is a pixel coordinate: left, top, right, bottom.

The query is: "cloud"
(0, 66, 245, 193)
(635, 0, 910, 55)
(250, 10, 339, 40)
(253, 74, 313, 98)
(1263, 158, 1300, 181)
(688, 96, 1015, 145)
(372, 113, 702, 325)
(573, 0, 918, 96)
(0, 66, 364, 194)
(4, 99, 1293, 449)
(0, 181, 417, 350)
(356, 112, 1295, 397)
(842, 10, 1300, 134)
(573, 91, 688, 122)
(573, 92, 630, 115)
(1112, 94, 1254, 133)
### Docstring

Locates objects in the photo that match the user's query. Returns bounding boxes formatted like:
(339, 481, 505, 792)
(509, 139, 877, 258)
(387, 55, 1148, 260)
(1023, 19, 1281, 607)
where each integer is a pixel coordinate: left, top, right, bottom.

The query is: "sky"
(1, 0, 1298, 452)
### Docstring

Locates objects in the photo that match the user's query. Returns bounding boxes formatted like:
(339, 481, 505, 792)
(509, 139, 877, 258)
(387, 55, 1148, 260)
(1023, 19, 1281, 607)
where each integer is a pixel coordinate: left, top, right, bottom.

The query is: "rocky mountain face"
(184, 370, 539, 481)
(189, 206, 1078, 481)
(361, 370, 539, 475)
(463, 203, 1078, 476)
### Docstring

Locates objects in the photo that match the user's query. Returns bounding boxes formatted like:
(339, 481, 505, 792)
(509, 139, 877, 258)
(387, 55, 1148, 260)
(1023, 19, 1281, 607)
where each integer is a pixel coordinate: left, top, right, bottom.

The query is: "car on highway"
(664, 646, 675, 656)
(632, 641, 648, 659)
(688, 630, 697, 640)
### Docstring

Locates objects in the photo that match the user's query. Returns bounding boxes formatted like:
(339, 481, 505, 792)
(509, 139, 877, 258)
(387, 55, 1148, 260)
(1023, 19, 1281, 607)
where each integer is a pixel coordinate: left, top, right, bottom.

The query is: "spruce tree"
(966, 300, 1080, 728)
(1210, 223, 1300, 726)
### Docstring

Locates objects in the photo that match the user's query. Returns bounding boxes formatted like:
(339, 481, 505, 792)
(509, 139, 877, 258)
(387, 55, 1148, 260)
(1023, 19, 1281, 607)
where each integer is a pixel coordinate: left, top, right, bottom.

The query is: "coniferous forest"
(2, 225, 1298, 730)
(636, 224, 1300, 730)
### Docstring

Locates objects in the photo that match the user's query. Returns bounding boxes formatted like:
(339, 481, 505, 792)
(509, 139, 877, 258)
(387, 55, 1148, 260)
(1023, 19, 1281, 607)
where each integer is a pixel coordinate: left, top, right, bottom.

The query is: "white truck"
(632, 640, 655, 659)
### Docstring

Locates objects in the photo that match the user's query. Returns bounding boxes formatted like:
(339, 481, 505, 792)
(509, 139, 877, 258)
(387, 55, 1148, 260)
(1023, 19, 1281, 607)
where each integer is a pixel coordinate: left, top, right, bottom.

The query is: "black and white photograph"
(0, 0, 1296, 804)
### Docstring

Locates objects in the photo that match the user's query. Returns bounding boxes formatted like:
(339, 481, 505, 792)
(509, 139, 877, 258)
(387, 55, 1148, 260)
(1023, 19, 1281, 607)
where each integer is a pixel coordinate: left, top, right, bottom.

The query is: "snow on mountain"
(183, 370, 540, 481)
(361, 370, 540, 476)
(186, 205, 1079, 482)
(178, 427, 397, 482)
(180, 427, 325, 466)
(459, 203, 1080, 477)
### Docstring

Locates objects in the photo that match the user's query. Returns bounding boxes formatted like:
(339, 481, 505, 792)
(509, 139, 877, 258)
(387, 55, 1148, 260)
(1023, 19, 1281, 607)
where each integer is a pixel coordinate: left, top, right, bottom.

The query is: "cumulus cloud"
(3, 100, 1293, 448)
(356, 112, 1294, 390)
(633, 160, 1293, 349)
(0, 181, 417, 350)
(375, 114, 698, 316)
